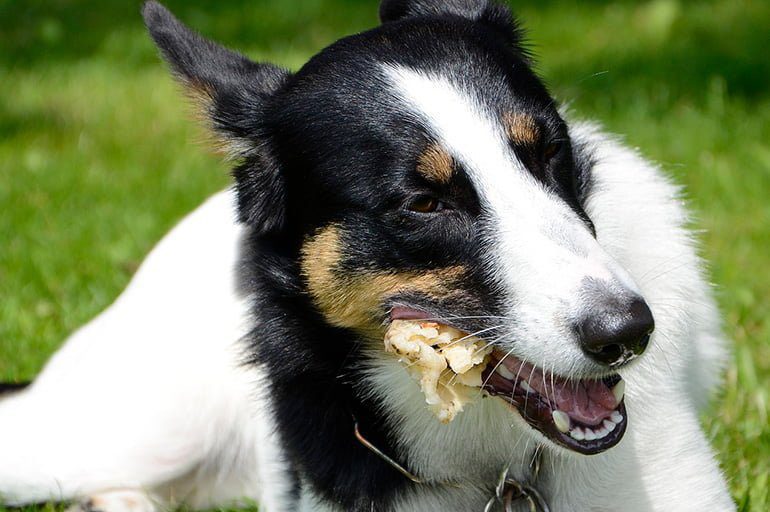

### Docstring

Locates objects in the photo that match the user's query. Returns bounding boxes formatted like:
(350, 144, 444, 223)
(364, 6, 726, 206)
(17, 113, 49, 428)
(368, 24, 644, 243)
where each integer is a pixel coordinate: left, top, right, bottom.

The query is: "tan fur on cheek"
(417, 143, 454, 184)
(300, 226, 466, 330)
(503, 112, 539, 146)
(300, 224, 344, 321)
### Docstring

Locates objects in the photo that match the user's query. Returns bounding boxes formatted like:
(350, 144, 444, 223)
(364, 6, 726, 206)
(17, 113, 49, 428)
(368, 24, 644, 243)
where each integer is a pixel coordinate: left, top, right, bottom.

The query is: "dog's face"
(145, 0, 654, 455)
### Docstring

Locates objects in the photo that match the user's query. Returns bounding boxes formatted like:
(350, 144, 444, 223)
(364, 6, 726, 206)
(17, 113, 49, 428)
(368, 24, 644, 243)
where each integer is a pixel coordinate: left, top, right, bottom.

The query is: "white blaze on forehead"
(381, 64, 592, 265)
(382, 64, 554, 224)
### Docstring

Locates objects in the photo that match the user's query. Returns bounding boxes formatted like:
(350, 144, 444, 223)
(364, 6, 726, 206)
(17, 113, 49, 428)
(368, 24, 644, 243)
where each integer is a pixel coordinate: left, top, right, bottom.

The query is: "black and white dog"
(0, 1, 735, 510)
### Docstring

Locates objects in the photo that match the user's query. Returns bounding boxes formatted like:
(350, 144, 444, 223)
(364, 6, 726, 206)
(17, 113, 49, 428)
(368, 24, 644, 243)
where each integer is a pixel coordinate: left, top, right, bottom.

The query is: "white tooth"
(495, 364, 516, 381)
(552, 410, 571, 433)
(595, 427, 609, 439)
(611, 411, 623, 424)
(583, 429, 597, 441)
(603, 419, 616, 432)
(612, 379, 626, 404)
(570, 428, 585, 441)
(520, 380, 534, 393)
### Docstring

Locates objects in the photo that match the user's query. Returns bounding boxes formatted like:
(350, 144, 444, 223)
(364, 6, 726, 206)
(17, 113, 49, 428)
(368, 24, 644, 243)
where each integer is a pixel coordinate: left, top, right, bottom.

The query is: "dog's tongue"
(549, 378, 617, 426)
(502, 357, 619, 426)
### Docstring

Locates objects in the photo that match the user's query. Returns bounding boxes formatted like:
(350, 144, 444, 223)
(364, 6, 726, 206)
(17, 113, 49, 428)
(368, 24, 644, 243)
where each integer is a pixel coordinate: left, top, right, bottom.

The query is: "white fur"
(0, 127, 733, 510)
(362, 116, 734, 510)
(0, 192, 292, 512)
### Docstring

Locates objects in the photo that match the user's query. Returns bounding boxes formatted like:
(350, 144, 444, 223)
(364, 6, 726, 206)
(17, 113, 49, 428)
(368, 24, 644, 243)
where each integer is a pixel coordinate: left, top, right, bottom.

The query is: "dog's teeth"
(520, 380, 534, 393)
(594, 426, 609, 439)
(583, 428, 597, 441)
(552, 410, 571, 433)
(603, 419, 616, 432)
(610, 411, 623, 424)
(495, 364, 516, 381)
(611, 379, 626, 403)
(570, 427, 585, 441)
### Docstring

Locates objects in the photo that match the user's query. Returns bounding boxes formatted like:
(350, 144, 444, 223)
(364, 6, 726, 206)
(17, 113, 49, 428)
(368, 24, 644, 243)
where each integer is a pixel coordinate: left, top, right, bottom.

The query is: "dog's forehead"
(279, 18, 556, 148)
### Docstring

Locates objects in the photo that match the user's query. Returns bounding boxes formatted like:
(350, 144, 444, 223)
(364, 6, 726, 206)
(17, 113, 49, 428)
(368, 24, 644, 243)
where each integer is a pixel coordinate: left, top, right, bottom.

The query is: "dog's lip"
(482, 350, 628, 455)
(389, 306, 432, 321)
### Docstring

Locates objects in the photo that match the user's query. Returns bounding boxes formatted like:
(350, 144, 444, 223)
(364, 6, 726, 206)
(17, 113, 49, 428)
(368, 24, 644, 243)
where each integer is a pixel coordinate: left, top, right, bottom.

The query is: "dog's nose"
(574, 296, 654, 367)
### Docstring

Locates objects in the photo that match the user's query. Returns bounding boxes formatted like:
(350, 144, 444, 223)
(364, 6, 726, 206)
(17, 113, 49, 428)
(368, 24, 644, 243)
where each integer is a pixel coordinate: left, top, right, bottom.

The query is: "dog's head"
(144, 0, 654, 456)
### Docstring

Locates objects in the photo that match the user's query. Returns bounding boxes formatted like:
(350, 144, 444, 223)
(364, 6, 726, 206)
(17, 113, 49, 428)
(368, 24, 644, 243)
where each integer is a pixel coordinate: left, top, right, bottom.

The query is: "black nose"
(574, 296, 654, 367)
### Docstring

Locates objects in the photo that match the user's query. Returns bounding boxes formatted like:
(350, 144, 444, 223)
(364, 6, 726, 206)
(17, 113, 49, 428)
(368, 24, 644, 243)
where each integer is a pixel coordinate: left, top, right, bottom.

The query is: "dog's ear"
(379, 0, 524, 49)
(142, 1, 288, 234)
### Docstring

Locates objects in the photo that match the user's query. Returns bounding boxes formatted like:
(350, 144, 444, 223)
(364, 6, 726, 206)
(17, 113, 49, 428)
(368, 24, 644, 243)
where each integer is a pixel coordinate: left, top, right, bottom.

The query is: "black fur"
(379, 0, 526, 55)
(144, 1, 596, 509)
(0, 382, 30, 397)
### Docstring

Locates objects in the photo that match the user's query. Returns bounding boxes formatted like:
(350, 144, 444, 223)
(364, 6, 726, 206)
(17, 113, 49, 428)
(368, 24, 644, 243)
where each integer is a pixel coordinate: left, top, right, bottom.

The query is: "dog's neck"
(242, 235, 412, 511)
(242, 234, 543, 511)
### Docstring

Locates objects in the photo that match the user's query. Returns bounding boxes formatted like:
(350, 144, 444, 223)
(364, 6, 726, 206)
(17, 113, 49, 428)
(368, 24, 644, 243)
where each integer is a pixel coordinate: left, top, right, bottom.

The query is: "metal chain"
(353, 419, 550, 512)
(484, 446, 550, 512)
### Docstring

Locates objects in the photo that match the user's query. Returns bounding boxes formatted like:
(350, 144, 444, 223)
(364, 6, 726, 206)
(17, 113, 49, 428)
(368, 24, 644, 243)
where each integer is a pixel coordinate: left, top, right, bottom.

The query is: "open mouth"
(482, 351, 627, 454)
(387, 307, 628, 455)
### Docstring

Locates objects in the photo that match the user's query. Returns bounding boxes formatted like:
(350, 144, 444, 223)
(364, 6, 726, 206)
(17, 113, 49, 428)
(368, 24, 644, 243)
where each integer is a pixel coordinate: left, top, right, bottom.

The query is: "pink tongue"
(502, 358, 619, 426)
(551, 379, 617, 426)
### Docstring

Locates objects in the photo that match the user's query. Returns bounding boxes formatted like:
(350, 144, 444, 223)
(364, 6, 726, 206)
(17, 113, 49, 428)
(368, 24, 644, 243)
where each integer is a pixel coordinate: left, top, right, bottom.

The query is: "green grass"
(1, 0, 768, 509)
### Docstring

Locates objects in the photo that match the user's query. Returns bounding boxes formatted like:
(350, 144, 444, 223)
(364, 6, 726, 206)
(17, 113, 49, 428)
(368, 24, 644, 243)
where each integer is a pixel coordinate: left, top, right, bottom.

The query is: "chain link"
(483, 446, 550, 512)
(354, 419, 550, 512)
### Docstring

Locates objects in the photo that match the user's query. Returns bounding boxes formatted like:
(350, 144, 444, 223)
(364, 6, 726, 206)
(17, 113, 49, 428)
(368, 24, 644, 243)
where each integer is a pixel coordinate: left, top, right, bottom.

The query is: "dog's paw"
(66, 490, 158, 512)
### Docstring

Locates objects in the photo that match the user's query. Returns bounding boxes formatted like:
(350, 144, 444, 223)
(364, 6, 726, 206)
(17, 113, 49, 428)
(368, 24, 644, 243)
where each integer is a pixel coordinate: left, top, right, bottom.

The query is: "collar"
(353, 420, 551, 512)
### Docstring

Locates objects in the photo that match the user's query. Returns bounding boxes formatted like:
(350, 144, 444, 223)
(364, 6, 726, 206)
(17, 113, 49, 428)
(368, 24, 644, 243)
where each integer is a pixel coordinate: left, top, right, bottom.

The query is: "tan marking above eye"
(417, 143, 454, 184)
(502, 112, 539, 146)
(300, 224, 467, 332)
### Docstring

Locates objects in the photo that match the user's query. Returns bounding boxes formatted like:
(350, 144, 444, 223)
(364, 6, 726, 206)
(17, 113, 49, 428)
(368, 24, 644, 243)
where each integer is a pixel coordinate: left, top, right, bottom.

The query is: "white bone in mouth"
(384, 320, 492, 423)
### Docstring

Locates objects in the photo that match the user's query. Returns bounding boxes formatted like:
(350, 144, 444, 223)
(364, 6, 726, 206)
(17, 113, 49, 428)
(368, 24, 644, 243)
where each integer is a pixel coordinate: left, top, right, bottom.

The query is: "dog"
(0, 1, 735, 511)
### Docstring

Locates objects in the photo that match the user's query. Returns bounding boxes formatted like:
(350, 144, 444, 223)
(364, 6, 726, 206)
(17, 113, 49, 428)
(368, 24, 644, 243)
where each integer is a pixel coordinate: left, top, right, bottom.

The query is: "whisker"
(654, 330, 686, 361)
(640, 258, 694, 286)
(439, 324, 505, 350)
(388, 303, 514, 323)
(540, 355, 552, 406)
(550, 361, 557, 407)
(577, 69, 609, 84)
(478, 344, 518, 398)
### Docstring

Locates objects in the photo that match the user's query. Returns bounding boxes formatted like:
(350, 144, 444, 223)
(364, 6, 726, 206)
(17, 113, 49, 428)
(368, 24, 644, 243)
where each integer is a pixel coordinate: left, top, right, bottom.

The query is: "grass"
(1, 0, 768, 509)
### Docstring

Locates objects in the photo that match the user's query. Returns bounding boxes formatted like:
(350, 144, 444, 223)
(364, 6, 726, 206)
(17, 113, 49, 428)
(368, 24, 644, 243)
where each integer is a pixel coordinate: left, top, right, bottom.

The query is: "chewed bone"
(384, 320, 492, 423)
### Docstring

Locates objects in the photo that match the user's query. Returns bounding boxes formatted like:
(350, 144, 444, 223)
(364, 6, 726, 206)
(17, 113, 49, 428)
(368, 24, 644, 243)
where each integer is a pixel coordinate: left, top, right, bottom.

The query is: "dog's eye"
(543, 141, 562, 162)
(406, 195, 443, 214)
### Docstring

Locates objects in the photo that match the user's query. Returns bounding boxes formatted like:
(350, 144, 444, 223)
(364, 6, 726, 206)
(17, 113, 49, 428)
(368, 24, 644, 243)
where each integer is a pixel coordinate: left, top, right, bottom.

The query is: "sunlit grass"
(1, 0, 768, 509)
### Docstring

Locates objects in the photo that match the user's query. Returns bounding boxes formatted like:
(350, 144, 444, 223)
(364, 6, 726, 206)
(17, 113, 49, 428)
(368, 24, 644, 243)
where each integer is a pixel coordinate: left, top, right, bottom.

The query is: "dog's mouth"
(482, 351, 627, 455)
(388, 306, 628, 455)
